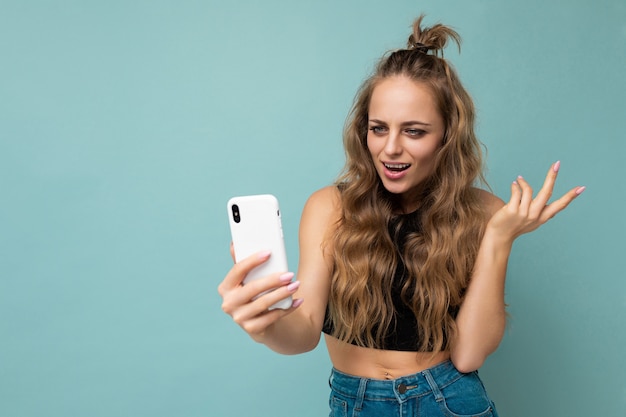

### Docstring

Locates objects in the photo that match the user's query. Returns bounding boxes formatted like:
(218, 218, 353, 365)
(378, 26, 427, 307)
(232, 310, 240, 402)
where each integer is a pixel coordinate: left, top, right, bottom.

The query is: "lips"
(383, 162, 411, 172)
(381, 161, 411, 180)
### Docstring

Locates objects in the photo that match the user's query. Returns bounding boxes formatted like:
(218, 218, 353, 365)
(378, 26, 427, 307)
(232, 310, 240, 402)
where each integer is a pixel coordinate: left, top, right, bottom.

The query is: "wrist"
(482, 224, 515, 251)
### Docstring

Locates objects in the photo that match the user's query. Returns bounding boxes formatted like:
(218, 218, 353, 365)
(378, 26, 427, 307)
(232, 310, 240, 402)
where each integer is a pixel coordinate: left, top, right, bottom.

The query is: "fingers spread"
(539, 186, 584, 223)
(493, 162, 584, 240)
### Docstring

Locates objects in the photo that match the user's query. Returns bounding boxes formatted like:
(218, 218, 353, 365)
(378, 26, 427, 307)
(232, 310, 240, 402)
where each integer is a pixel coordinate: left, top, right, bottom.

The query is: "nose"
(383, 131, 402, 156)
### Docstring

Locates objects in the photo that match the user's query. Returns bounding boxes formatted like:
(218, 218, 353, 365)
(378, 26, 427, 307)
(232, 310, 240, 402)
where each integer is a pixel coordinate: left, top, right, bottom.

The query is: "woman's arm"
(218, 186, 339, 355)
(450, 162, 585, 372)
(450, 204, 508, 373)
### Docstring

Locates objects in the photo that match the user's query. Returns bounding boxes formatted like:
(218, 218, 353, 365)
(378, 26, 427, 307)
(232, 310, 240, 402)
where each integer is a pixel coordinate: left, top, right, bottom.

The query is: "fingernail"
(287, 281, 300, 292)
(279, 272, 294, 283)
(553, 160, 561, 173)
(575, 186, 586, 195)
(291, 298, 304, 308)
(257, 250, 271, 259)
(517, 175, 524, 180)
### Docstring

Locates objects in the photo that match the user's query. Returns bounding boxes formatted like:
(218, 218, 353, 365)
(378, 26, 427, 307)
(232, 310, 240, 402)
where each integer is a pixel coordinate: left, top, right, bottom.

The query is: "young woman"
(218, 16, 584, 417)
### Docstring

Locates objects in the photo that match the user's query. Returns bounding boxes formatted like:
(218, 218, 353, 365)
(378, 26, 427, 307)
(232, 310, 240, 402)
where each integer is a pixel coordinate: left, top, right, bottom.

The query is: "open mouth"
(384, 162, 411, 172)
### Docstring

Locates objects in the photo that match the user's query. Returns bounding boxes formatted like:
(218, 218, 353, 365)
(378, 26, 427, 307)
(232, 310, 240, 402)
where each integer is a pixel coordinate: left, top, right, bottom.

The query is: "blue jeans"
(328, 360, 498, 417)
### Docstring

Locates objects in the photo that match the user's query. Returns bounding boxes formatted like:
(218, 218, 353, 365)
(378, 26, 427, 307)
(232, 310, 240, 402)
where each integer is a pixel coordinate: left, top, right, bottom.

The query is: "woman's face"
(366, 75, 445, 210)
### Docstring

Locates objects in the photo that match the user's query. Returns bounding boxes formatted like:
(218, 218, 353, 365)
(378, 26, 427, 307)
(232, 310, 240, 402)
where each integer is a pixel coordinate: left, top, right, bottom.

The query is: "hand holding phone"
(226, 194, 293, 310)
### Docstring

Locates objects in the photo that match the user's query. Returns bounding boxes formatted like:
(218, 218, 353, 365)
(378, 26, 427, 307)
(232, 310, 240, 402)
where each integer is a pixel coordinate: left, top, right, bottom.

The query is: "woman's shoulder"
(305, 185, 342, 212)
(472, 187, 505, 218)
(299, 186, 342, 254)
(300, 186, 343, 231)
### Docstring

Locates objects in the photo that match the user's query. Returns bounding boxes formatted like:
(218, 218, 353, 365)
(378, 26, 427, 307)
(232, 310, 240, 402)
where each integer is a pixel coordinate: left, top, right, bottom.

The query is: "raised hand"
(487, 161, 585, 242)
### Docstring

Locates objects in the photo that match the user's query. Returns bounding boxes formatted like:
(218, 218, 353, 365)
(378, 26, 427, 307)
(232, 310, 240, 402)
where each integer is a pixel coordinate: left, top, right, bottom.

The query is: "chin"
(382, 185, 409, 196)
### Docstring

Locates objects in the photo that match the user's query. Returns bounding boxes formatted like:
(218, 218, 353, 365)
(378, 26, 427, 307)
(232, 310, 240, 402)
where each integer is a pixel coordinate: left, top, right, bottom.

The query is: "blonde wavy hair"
(327, 15, 488, 352)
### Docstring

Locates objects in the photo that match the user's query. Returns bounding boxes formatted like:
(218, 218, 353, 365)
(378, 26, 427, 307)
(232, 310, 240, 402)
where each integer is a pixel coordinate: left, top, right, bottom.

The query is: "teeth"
(384, 163, 410, 170)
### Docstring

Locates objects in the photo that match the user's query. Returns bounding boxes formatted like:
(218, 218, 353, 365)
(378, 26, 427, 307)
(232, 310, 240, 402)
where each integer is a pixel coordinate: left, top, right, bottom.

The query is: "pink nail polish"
(291, 298, 304, 308)
(257, 250, 271, 259)
(575, 186, 586, 195)
(553, 160, 561, 173)
(279, 272, 294, 283)
(287, 281, 300, 292)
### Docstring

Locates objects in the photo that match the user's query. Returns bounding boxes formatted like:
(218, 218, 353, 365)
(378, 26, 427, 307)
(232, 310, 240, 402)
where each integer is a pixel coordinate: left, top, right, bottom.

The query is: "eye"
(369, 125, 388, 135)
(405, 128, 426, 138)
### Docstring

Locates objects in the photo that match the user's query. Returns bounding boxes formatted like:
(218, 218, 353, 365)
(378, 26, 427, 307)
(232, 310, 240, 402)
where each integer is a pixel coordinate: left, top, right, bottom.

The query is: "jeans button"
(398, 383, 407, 394)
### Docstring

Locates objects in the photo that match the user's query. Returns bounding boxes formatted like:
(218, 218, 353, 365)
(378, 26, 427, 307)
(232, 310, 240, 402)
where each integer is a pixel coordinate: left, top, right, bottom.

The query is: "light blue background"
(1, 1, 624, 416)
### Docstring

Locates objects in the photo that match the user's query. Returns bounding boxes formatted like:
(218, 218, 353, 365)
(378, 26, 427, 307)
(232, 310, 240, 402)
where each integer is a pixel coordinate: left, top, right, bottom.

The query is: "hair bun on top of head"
(407, 14, 461, 57)
(409, 42, 430, 54)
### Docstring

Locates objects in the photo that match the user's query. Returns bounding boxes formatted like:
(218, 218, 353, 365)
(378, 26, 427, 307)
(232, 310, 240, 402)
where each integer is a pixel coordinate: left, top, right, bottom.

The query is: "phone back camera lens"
(231, 204, 241, 223)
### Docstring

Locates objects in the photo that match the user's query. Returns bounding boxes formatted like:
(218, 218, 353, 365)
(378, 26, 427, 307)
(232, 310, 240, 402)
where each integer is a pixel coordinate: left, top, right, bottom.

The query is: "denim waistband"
(329, 360, 466, 403)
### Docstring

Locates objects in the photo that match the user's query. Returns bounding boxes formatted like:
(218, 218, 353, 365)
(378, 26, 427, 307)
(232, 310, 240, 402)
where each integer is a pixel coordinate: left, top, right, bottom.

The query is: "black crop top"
(322, 211, 457, 351)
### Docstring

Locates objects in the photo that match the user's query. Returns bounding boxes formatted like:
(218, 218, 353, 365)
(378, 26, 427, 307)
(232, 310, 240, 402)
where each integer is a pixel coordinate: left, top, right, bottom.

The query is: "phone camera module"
(231, 204, 241, 223)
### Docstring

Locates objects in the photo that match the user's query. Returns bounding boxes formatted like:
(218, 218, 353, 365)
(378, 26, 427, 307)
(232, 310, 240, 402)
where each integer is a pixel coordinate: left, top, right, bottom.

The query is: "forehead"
(368, 76, 441, 122)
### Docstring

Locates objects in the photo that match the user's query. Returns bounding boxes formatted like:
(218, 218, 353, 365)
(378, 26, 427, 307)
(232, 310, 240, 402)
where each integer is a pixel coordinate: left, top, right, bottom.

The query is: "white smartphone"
(226, 194, 292, 310)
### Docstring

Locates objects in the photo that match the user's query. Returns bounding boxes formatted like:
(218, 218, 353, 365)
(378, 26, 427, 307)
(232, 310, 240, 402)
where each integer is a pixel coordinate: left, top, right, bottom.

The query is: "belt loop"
(353, 378, 368, 412)
(423, 369, 444, 402)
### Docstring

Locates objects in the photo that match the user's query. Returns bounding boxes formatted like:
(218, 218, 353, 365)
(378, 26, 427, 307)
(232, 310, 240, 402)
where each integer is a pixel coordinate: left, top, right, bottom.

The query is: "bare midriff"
(324, 334, 450, 380)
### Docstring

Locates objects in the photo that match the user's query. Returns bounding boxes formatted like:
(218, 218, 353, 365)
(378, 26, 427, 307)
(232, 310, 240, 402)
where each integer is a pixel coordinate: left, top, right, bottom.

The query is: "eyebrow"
(368, 118, 432, 127)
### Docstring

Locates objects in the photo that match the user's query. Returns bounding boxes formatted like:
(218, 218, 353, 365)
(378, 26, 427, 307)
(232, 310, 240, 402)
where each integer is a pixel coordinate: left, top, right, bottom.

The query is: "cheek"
(410, 144, 440, 163)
